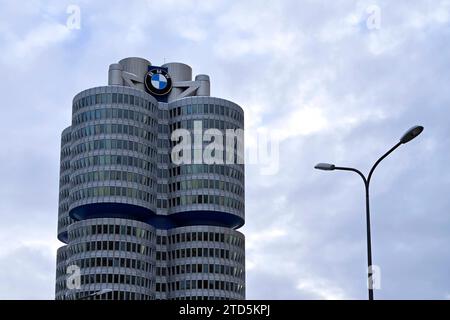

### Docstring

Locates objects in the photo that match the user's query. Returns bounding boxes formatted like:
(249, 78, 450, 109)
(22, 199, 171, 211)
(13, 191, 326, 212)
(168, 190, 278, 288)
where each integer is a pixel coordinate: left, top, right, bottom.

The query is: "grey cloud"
(0, 0, 449, 299)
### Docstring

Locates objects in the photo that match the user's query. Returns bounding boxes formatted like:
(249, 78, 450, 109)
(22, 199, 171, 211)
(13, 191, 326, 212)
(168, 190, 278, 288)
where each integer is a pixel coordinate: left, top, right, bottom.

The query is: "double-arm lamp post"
(314, 125, 424, 300)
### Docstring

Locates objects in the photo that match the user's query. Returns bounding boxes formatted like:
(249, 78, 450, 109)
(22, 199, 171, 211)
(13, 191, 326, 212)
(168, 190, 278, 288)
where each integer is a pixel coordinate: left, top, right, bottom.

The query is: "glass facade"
(68, 86, 159, 218)
(62, 218, 156, 300)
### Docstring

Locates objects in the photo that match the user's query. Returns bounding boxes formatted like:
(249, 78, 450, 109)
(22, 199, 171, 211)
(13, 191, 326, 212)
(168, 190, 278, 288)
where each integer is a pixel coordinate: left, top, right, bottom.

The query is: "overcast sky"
(0, 0, 449, 299)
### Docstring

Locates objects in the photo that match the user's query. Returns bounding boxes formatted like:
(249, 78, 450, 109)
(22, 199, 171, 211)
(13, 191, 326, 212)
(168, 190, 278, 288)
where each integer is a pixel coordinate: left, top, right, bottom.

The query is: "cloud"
(0, 245, 56, 300)
(1, 0, 450, 300)
(296, 278, 348, 300)
(12, 22, 71, 58)
(213, 1, 299, 59)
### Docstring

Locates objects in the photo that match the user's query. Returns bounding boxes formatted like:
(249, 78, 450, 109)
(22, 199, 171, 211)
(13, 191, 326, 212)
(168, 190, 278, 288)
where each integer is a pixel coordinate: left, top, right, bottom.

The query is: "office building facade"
(55, 57, 245, 300)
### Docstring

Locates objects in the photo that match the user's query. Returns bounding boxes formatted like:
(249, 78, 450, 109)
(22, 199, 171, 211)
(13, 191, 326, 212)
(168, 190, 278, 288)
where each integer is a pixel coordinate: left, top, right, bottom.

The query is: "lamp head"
(400, 126, 424, 144)
(97, 288, 113, 295)
(314, 163, 336, 171)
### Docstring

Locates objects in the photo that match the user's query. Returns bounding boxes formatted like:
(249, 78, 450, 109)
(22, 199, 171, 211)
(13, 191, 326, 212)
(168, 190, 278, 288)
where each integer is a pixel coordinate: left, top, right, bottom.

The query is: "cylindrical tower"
(164, 96, 245, 300)
(166, 226, 245, 300)
(167, 96, 245, 229)
(69, 86, 159, 222)
(65, 218, 156, 300)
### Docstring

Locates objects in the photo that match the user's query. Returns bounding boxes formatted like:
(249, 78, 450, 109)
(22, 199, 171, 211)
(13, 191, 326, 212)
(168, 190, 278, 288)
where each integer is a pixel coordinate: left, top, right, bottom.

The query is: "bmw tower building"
(55, 57, 245, 300)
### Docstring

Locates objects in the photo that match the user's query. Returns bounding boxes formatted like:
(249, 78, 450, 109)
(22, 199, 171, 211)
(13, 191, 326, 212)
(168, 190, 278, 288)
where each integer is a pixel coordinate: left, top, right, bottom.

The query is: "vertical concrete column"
(119, 57, 151, 91)
(162, 62, 192, 102)
(108, 63, 123, 86)
(195, 74, 210, 96)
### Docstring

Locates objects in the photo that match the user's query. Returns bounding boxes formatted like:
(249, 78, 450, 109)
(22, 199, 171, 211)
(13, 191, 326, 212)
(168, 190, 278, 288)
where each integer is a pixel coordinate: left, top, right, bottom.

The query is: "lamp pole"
(314, 125, 423, 300)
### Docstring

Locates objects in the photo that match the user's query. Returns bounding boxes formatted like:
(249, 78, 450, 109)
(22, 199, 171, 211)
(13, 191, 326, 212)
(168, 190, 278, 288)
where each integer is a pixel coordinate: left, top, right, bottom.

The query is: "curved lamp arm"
(334, 166, 368, 186)
(334, 141, 403, 187)
(367, 142, 402, 185)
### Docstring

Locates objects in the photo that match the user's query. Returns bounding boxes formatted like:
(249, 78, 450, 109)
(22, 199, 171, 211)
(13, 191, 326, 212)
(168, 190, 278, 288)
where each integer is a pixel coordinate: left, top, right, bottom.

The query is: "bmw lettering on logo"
(144, 68, 172, 96)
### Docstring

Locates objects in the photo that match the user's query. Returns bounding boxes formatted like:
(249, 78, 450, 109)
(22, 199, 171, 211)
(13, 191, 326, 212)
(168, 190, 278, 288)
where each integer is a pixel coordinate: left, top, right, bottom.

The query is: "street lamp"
(314, 125, 424, 300)
(76, 288, 113, 300)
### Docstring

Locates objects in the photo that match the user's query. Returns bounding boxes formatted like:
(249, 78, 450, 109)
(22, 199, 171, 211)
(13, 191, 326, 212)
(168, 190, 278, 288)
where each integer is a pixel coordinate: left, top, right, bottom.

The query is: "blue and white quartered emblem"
(144, 67, 172, 96)
(151, 73, 168, 90)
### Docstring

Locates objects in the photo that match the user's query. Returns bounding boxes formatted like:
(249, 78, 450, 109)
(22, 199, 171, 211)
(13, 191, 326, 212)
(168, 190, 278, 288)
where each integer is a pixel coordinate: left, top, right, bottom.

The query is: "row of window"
(62, 290, 154, 300)
(73, 108, 157, 126)
(71, 256, 153, 273)
(58, 202, 69, 215)
(61, 160, 70, 172)
(169, 164, 244, 181)
(62, 132, 71, 144)
(169, 119, 242, 133)
(157, 153, 170, 165)
(56, 266, 66, 278)
(61, 146, 71, 158)
(166, 247, 244, 264)
(73, 93, 156, 113)
(167, 279, 244, 294)
(59, 188, 69, 199)
(68, 194, 242, 214)
(169, 104, 243, 123)
(57, 214, 72, 230)
(57, 249, 69, 262)
(166, 231, 243, 247)
(156, 183, 168, 194)
(70, 186, 155, 203)
(158, 124, 170, 134)
(80, 273, 152, 288)
(72, 124, 156, 142)
(157, 138, 170, 149)
(72, 155, 155, 172)
(157, 169, 173, 179)
(168, 179, 244, 197)
(156, 198, 168, 209)
(72, 139, 156, 157)
(155, 266, 167, 276)
(170, 145, 242, 165)
(157, 109, 169, 120)
(70, 240, 152, 256)
(68, 244, 242, 263)
(60, 174, 70, 186)
(168, 194, 244, 211)
(166, 296, 242, 300)
(164, 263, 243, 278)
(72, 170, 155, 188)
(63, 227, 243, 248)
(70, 224, 154, 241)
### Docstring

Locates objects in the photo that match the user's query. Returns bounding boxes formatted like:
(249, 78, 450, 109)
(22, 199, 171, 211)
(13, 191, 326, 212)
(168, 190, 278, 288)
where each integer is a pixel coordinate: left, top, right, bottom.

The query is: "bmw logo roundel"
(144, 68, 172, 96)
